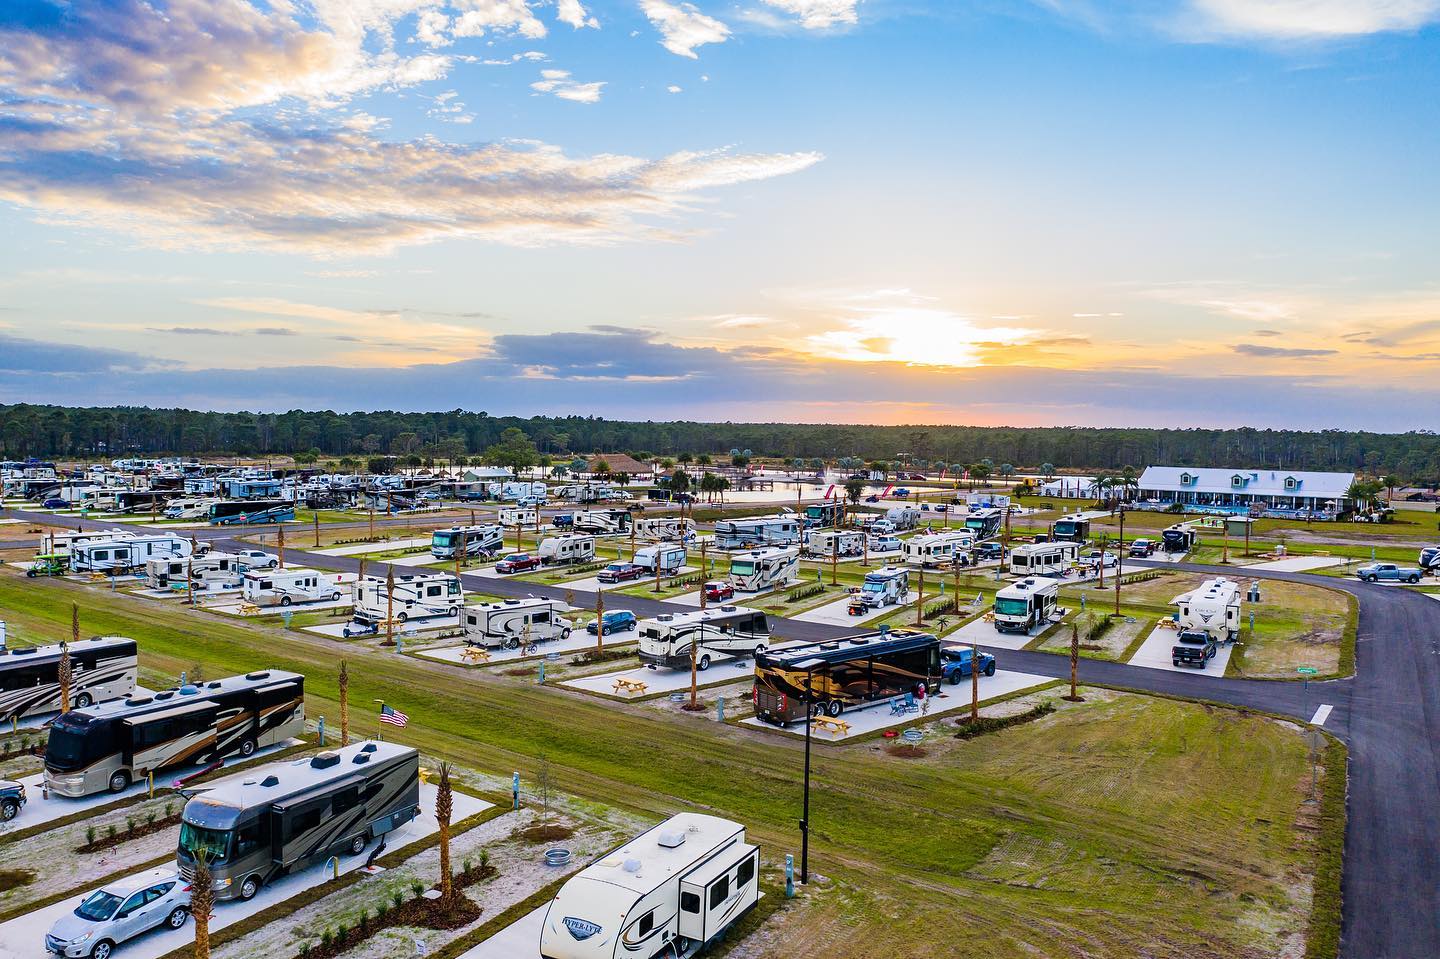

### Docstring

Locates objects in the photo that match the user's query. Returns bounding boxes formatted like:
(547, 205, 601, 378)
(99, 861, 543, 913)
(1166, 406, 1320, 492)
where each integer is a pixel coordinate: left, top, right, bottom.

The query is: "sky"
(1, 0, 1439, 429)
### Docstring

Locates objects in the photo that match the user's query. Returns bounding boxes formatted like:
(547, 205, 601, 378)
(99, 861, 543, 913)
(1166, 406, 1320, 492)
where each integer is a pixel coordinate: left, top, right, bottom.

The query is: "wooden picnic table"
(613, 678, 648, 695)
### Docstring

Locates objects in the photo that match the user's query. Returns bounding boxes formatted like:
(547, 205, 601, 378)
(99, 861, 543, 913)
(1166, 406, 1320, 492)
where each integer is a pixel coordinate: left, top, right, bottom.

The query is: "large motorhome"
(347, 573, 464, 633)
(145, 553, 242, 591)
(635, 543, 687, 575)
(539, 813, 759, 959)
(430, 524, 505, 560)
(44, 669, 305, 798)
(208, 500, 295, 525)
(177, 741, 420, 902)
(572, 509, 633, 534)
(963, 507, 1004, 541)
(902, 530, 974, 568)
(728, 547, 799, 593)
(637, 606, 771, 670)
(163, 497, 222, 520)
(752, 629, 941, 725)
(713, 516, 800, 550)
(71, 533, 192, 575)
(993, 577, 1059, 633)
(850, 567, 909, 612)
(242, 569, 346, 608)
(539, 534, 597, 566)
(1008, 541, 1079, 577)
(803, 501, 844, 529)
(0, 637, 138, 724)
(1162, 524, 1197, 554)
(463, 598, 574, 649)
(1172, 577, 1241, 642)
(634, 517, 696, 542)
(806, 529, 864, 559)
(1051, 517, 1091, 543)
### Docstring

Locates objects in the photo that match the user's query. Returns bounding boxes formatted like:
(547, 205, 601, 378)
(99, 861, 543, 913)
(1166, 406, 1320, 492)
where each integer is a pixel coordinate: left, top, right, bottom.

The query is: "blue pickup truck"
(1, 779, 26, 821)
(1356, 562, 1423, 584)
(940, 647, 996, 684)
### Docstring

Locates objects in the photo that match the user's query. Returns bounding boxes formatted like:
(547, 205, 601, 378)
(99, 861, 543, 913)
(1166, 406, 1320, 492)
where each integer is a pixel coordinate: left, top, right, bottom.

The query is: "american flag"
(379, 704, 409, 728)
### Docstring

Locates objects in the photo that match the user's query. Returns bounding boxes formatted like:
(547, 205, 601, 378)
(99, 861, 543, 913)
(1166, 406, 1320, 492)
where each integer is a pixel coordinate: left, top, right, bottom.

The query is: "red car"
(597, 562, 645, 583)
(496, 553, 541, 574)
(704, 581, 735, 602)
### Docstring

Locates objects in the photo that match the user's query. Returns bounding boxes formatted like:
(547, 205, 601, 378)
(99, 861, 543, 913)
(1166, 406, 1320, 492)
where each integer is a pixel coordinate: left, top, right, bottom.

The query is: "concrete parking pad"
(793, 593, 915, 627)
(561, 659, 755, 699)
(949, 612, 1059, 651)
(416, 629, 635, 667)
(459, 905, 546, 959)
(1126, 625, 1237, 676)
(1249, 555, 1348, 572)
(311, 536, 433, 556)
(303, 615, 460, 639)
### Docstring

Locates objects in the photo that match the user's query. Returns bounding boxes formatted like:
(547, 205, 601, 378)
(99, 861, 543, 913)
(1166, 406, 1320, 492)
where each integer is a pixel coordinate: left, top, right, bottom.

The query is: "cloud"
(667, 84, 684, 93)
(148, 327, 236, 336)
(639, 0, 731, 58)
(1233, 343, 1337, 358)
(555, 0, 600, 29)
(1181, 0, 1440, 39)
(760, 0, 860, 29)
(0, 333, 154, 373)
(451, 0, 549, 40)
(530, 68, 607, 102)
(253, 327, 299, 336)
(804, 293, 1043, 368)
(1252, 329, 1284, 337)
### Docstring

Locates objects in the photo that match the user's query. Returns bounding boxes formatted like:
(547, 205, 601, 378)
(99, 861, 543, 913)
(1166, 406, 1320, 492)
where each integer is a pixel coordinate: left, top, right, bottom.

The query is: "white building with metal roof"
(1135, 466, 1355, 518)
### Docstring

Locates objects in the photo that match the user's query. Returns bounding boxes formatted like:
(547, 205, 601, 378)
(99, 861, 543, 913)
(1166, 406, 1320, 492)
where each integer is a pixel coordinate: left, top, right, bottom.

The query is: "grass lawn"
(1228, 581, 1353, 679)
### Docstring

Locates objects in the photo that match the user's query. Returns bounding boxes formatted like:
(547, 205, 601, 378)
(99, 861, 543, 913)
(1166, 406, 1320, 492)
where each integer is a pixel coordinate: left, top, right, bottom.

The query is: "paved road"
(5, 508, 1436, 957)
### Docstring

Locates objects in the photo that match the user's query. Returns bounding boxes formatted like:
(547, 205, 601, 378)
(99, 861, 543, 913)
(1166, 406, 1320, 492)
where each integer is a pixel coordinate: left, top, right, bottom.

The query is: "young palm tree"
(437, 762, 454, 902)
(190, 853, 213, 959)
(60, 604, 77, 714)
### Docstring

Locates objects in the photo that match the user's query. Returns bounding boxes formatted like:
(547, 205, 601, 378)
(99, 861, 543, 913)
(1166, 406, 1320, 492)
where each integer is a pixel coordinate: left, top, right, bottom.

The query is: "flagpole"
(374, 699, 385, 741)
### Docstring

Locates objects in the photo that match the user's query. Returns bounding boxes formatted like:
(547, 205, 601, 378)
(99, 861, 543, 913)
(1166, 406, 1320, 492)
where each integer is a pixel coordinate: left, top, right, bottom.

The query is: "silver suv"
(46, 869, 190, 958)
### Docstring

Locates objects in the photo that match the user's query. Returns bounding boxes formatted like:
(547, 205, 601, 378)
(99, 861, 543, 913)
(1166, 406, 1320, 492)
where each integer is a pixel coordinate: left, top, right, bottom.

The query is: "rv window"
(709, 876, 730, 909)
(289, 807, 323, 838)
(532, 611, 550, 624)
(260, 580, 273, 590)
(332, 785, 361, 814)
(638, 911, 654, 936)
(235, 818, 268, 856)
(738, 854, 755, 887)
(427, 585, 442, 597)
(681, 892, 700, 914)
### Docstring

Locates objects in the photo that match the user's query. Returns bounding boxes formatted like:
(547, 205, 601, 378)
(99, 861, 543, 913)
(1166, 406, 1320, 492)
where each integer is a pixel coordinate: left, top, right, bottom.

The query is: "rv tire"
(280, 596, 292, 607)
(698, 655, 711, 671)
(239, 875, 261, 901)
(331, 592, 342, 602)
(107, 771, 131, 794)
(396, 612, 408, 623)
(239, 738, 256, 758)
(74, 692, 94, 708)
(349, 835, 367, 855)
(561, 627, 572, 639)
(825, 700, 843, 718)
(505, 638, 521, 650)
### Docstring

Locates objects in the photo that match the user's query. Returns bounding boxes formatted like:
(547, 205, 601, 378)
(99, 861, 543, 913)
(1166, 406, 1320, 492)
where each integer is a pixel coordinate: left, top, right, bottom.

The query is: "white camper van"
(70, 534, 192, 574)
(430, 524, 504, 560)
(499, 506, 539, 528)
(539, 814, 759, 959)
(1008, 541, 1079, 577)
(638, 606, 772, 670)
(728, 547, 799, 593)
(242, 568, 345, 607)
(902, 530, 974, 568)
(634, 517, 697, 543)
(539, 534, 597, 566)
(1171, 577, 1241, 642)
(145, 552, 242, 591)
(806, 528, 864, 558)
(635, 543, 687, 575)
(993, 577, 1059, 633)
(463, 598, 573, 649)
(346, 573, 464, 635)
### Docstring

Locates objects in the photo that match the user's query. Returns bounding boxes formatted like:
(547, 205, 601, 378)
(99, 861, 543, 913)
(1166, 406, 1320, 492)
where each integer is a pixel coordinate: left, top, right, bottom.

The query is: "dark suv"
(1171, 629, 1217, 669)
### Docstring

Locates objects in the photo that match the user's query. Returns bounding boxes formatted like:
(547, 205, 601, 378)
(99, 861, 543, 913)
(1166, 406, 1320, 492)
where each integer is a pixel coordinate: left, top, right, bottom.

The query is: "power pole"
(1115, 508, 1124, 616)
(313, 509, 320, 548)
(384, 565, 395, 647)
(276, 523, 285, 569)
(188, 556, 195, 607)
(1095, 532, 1104, 589)
(689, 629, 699, 709)
(595, 586, 605, 654)
(830, 536, 838, 586)
(456, 531, 466, 581)
(368, 504, 375, 541)
(699, 539, 709, 610)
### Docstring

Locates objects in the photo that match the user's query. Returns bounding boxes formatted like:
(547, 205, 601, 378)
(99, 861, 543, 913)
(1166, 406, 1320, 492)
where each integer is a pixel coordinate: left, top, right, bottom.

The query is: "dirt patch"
(0, 869, 36, 893)
(885, 744, 928, 758)
(517, 823, 575, 844)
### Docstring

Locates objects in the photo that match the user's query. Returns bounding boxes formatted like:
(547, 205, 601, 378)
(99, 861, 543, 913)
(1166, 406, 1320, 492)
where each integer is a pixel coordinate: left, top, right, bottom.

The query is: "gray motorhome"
(713, 516, 801, 549)
(430, 524, 504, 560)
(177, 741, 420, 902)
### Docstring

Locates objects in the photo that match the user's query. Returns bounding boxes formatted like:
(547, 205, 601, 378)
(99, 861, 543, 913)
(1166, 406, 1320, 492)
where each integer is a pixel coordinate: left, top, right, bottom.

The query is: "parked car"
(517, 495, 548, 508)
(1, 779, 25, 821)
(597, 562, 645, 583)
(1356, 562, 1422, 584)
(552, 513, 573, 528)
(870, 519, 896, 535)
(1083, 550, 1118, 569)
(940, 647, 996, 683)
(45, 868, 190, 959)
(1171, 629, 1218, 669)
(234, 549, 278, 569)
(975, 542, 1004, 561)
(1128, 538, 1157, 557)
(893, 488, 911, 498)
(495, 553, 541, 574)
(41, 497, 70, 509)
(704, 581, 735, 602)
(587, 610, 637, 634)
(864, 494, 880, 503)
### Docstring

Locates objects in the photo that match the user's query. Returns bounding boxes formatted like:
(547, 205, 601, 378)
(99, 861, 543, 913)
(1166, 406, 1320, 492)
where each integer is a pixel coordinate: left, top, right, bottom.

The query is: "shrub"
(479, 849, 490, 873)
(376, 902, 389, 921)
(359, 908, 370, 929)
(334, 922, 348, 942)
(320, 930, 333, 950)
(391, 890, 405, 911)
(299, 944, 310, 958)
(165, 802, 174, 817)
(410, 879, 425, 899)
(86, 826, 96, 846)
(146, 811, 156, 826)
(463, 857, 473, 875)
(125, 816, 136, 834)
(106, 824, 117, 841)
(785, 582, 826, 603)
(954, 701, 1056, 740)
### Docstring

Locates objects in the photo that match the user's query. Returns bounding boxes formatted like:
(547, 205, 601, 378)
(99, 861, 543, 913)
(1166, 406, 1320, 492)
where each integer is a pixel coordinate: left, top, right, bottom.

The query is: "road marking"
(1310, 704, 1333, 727)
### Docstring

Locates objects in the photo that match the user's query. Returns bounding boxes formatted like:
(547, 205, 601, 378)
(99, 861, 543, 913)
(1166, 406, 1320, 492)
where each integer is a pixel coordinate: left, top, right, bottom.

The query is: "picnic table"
(461, 647, 491, 664)
(613, 678, 648, 696)
(810, 716, 851, 738)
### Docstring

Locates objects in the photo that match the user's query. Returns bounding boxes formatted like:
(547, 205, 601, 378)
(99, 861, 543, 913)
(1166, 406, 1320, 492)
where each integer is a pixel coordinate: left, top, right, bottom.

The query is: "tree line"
(1, 403, 1437, 482)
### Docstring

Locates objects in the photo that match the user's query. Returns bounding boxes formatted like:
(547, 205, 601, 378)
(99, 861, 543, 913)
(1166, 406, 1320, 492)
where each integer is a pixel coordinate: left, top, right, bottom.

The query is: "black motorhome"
(752, 629, 940, 726)
(0, 636, 138, 724)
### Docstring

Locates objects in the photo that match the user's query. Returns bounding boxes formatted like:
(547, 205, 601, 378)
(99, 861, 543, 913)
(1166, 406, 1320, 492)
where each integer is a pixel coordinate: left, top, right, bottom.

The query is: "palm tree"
(1382, 474, 1401, 503)
(437, 762, 454, 902)
(1041, 462, 1056, 482)
(999, 463, 1015, 483)
(191, 853, 214, 959)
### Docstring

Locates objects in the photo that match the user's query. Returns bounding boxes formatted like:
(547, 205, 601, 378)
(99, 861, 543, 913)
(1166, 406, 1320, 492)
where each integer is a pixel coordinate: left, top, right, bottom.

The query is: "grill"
(178, 861, 196, 882)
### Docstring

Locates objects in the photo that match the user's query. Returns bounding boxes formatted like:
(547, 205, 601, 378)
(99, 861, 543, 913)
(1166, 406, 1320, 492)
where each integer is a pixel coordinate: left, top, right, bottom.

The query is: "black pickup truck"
(1172, 629, 1218, 669)
(1, 779, 26, 821)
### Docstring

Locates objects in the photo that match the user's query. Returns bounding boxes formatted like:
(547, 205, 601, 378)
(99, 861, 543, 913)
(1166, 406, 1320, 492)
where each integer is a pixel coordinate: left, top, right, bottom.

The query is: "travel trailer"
(499, 506, 539, 528)
(145, 553, 242, 591)
(1007, 541, 1079, 577)
(538, 813, 759, 959)
(993, 577, 1060, 634)
(902, 530, 974, 568)
(635, 543, 687, 575)
(634, 517, 697, 542)
(44, 670, 305, 797)
(501, 481, 548, 501)
(885, 506, 921, 530)
(572, 509, 634, 534)
(713, 516, 800, 550)
(1172, 577, 1241, 642)
(539, 534, 597, 566)
(177, 741, 420, 902)
(0, 636, 138, 724)
(71, 533, 192, 575)
(849, 567, 909, 613)
(805, 529, 864, 558)
(463, 598, 574, 649)
(430, 524, 504, 560)
(752, 629, 940, 725)
(1162, 524, 1197, 554)
(803, 501, 844, 528)
(40, 528, 132, 558)
(728, 547, 799, 592)
(963, 507, 1004, 541)
(637, 606, 771, 670)
(1050, 517, 1091, 543)
(346, 573, 464, 635)
(242, 569, 345, 607)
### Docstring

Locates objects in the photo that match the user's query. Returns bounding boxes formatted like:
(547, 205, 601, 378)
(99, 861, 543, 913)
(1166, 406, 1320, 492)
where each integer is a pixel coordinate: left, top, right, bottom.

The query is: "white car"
(234, 549, 278, 570)
(46, 868, 190, 959)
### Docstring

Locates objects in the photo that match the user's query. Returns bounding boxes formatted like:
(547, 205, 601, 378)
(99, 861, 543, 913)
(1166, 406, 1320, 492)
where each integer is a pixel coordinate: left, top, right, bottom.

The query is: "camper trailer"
(728, 547, 799, 593)
(463, 598, 574, 649)
(993, 578, 1059, 633)
(803, 501, 844, 528)
(1162, 525, 1197, 554)
(71, 534, 192, 574)
(538, 814, 759, 959)
(713, 516, 801, 550)
(963, 507, 1004, 541)
(849, 567, 909, 614)
(635, 543, 687, 575)
(1051, 517, 1090, 543)
(145, 553, 242, 591)
(1171, 577, 1241, 642)
(572, 509, 633, 534)
(242, 569, 345, 608)
(752, 629, 940, 725)
(40, 528, 132, 558)
(637, 606, 771, 670)
(0, 637, 138, 724)
(1421, 545, 1440, 572)
(346, 573, 464, 635)
(538, 534, 597, 566)
(902, 531, 974, 568)
(885, 506, 921, 531)
(499, 506, 539, 528)
(177, 741, 420, 902)
(44, 670, 305, 798)
(1007, 541, 1079, 577)
(634, 517, 697, 543)
(806, 528, 864, 559)
(430, 524, 504, 560)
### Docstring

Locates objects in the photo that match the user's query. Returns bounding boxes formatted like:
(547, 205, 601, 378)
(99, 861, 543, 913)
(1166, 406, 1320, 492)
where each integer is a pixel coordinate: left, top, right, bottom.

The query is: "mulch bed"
(76, 813, 181, 853)
(517, 824, 574, 844)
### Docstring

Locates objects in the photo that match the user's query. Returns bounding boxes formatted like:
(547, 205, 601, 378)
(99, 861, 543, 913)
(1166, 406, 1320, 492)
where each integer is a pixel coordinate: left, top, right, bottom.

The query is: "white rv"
(1172, 577, 1241, 642)
(713, 516, 800, 550)
(728, 547, 799, 593)
(70, 534, 192, 574)
(499, 506, 539, 528)
(635, 543, 687, 575)
(430, 524, 505, 560)
(41, 528, 132, 558)
(634, 517, 697, 543)
(902, 530, 974, 568)
(539, 814, 759, 959)
(806, 528, 864, 558)
(539, 534, 597, 566)
(993, 577, 1059, 633)
(163, 497, 221, 520)
(885, 505, 921, 530)
(463, 598, 574, 649)
(637, 606, 771, 670)
(572, 509, 633, 534)
(243, 568, 346, 607)
(1008, 541, 1079, 577)
(145, 552, 242, 591)
(851, 566, 909, 611)
(346, 573, 464, 634)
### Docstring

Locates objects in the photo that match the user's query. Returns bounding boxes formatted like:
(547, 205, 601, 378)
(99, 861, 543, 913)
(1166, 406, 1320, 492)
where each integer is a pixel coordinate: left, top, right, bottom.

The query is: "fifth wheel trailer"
(1171, 577, 1241, 642)
(463, 598, 574, 649)
(70, 534, 193, 574)
(346, 573, 464, 634)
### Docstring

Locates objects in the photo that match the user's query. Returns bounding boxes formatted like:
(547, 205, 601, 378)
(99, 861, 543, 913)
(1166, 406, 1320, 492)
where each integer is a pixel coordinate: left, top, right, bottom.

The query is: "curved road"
(6, 509, 1436, 958)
